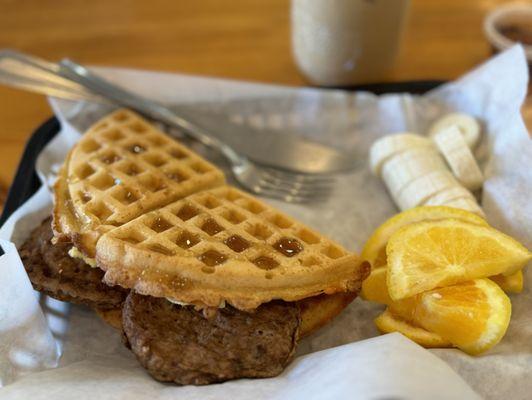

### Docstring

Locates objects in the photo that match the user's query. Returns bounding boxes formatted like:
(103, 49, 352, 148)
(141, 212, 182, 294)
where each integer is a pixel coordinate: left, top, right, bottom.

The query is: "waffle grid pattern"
(67, 110, 225, 227)
(108, 186, 349, 278)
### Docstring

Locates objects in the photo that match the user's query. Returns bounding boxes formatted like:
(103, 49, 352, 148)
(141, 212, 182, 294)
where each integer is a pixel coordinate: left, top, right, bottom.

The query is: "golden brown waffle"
(96, 186, 367, 310)
(53, 109, 225, 257)
(298, 292, 362, 338)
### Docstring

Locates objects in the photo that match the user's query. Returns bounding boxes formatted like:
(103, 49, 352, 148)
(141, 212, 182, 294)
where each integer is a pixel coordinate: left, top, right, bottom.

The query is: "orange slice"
(374, 308, 451, 348)
(361, 206, 487, 269)
(361, 266, 391, 304)
(363, 265, 525, 303)
(389, 279, 511, 355)
(491, 270, 524, 294)
(386, 219, 531, 300)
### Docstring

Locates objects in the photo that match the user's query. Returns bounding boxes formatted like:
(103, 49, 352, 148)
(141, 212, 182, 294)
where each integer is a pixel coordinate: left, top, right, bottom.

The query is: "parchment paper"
(0, 45, 530, 399)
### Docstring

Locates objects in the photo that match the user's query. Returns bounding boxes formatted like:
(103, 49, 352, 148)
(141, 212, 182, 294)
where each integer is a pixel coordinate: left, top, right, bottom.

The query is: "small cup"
(483, 2, 532, 67)
(291, 0, 410, 86)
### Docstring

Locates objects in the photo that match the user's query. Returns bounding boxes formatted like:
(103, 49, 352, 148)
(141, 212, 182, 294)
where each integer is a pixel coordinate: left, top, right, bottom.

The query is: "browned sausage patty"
(19, 217, 127, 309)
(123, 292, 300, 385)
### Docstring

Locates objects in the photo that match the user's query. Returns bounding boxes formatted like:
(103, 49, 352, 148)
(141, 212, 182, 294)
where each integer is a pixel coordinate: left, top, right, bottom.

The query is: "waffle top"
(96, 186, 366, 310)
(53, 109, 225, 257)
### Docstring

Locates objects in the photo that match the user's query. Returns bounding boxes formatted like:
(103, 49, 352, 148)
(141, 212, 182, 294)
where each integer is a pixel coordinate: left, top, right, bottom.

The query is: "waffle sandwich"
(21, 109, 368, 385)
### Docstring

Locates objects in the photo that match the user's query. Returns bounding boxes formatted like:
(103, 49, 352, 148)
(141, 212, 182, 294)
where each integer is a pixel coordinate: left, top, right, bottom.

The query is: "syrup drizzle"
(176, 231, 200, 249)
(224, 235, 250, 253)
(273, 237, 303, 257)
(152, 217, 172, 232)
(128, 144, 146, 154)
(253, 256, 279, 270)
(176, 204, 199, 221)
(199, 250, 227, 267)
(201, 218, 224, 236)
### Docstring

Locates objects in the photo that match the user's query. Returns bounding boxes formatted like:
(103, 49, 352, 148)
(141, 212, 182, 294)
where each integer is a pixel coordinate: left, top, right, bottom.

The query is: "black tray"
(0, 80, 443, 226)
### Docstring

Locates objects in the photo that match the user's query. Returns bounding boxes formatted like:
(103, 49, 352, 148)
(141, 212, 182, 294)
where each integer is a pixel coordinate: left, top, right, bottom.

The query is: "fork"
(0, 50, 334, 203)
(58, 59, 334, 204)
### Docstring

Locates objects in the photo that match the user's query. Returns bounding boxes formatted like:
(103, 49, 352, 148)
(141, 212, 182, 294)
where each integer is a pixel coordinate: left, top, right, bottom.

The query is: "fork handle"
(0, 50, 107, 102)
(58, 59, 244, 166)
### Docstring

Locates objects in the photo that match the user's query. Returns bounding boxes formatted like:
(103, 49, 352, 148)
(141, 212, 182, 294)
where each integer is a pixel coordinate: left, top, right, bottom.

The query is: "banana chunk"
(396, 170, 459, 210)
(429, 112, 481, 149)
(433, 126, 484, 191)
(370, 133, 434, 177)
(423, 186, 475, 206)
(440, 197, 486, 217)
(382, 149, 446, 198)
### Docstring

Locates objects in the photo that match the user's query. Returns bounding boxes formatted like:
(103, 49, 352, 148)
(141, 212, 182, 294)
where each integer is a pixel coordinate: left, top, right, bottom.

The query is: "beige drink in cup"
(291, 0, 410, 86)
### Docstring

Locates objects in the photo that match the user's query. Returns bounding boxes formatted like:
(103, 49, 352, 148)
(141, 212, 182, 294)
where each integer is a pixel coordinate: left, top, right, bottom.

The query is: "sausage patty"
(122, 292, 300, 385)
(19, 217, 127, 309)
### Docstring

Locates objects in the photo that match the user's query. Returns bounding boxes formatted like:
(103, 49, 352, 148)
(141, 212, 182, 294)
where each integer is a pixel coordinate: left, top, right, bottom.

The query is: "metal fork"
(0, 51, 334, 203)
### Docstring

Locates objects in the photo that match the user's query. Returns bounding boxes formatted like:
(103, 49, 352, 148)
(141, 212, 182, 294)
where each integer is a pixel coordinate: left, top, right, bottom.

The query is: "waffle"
(96, 186, 367, 310)
(53, 109, 225, 257)
(298, 292, 360, 338)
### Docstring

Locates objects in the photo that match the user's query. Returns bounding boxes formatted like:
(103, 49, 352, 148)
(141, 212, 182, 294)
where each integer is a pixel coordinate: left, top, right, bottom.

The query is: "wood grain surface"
(0, 0, 529, 194)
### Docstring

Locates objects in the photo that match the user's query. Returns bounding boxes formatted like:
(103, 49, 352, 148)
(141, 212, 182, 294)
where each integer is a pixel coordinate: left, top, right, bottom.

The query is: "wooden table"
(0, 0, 528, 192)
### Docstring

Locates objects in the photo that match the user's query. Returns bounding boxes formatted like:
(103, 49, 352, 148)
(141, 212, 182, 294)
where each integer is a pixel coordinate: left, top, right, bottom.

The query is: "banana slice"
(441, 197, 485, 217)
(423, 186, 476, 206)
(370, 133, 434, 177)
(395, 170, 459, 210)
(382, 149, 446, 198)
(433, 126, 484, 191)
(428, 113, 481, 148)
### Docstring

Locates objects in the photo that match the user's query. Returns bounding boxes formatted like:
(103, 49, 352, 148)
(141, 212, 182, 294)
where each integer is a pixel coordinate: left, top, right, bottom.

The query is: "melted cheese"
(68, 247, 96, 268)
